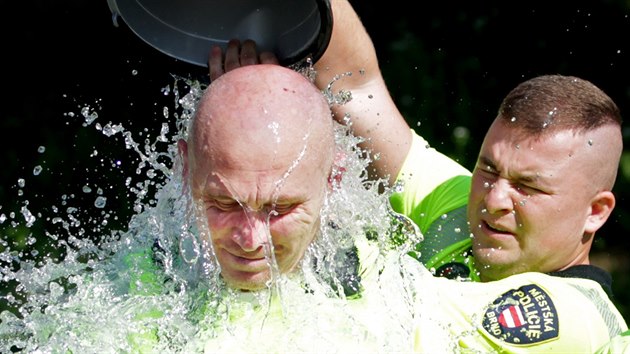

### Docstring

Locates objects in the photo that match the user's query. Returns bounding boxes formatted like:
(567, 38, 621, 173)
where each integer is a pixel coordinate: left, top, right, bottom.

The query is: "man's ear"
(177, 139, 189, 182)
(584, 190, 615, 235)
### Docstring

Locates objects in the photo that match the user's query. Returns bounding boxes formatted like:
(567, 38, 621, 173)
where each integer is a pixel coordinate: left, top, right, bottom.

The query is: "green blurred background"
(1, 0, 629, 324)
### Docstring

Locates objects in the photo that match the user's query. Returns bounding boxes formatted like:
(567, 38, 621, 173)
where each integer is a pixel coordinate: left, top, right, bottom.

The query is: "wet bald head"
(187, 64, 335, 185)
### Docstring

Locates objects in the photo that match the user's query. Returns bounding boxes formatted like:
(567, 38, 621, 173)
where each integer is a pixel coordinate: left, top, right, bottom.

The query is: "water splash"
(0, 73, 423, 352)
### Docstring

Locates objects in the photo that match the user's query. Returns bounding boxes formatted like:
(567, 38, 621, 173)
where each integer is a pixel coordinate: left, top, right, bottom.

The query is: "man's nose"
(483, 178, 514, 215)
(233, 210, 270, 252)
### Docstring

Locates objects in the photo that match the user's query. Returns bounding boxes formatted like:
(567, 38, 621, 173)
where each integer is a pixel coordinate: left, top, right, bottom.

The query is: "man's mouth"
(483, 220, 512, 235)
(222, 249, 271, 271)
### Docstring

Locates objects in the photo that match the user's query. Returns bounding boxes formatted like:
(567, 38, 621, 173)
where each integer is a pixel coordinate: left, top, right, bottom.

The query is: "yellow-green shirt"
(414, 269, 628, 353)
(390, 130, 476, 279)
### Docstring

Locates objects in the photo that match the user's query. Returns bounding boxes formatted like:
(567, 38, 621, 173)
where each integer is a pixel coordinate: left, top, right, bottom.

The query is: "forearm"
(314, 0, 412, 185)
(314, 0, 377, 93)
(329, 76, 412, 185)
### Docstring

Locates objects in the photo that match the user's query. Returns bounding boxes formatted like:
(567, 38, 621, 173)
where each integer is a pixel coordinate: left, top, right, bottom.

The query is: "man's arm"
(313, 0, 412, 185)
(313, 0, 474, 274)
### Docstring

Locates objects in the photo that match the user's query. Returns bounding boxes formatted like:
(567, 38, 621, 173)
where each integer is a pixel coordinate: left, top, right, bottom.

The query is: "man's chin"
(472, 248, 517, 281)
(222, 272, 272, 291)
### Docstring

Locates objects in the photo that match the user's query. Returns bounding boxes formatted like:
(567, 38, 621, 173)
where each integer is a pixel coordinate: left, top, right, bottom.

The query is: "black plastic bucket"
(107, 0, 333, 67)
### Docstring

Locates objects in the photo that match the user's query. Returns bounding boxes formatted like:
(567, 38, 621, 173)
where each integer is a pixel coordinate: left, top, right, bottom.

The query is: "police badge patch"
(482, 284, 559, 345)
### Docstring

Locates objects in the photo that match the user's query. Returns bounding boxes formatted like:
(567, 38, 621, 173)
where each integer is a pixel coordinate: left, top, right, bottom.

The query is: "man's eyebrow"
(478, 156, 496, 170)
(479, 155, 540, 184)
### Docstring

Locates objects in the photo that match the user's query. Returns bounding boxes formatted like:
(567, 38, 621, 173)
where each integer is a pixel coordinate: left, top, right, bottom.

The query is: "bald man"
(172, 62, 422, 352)
(178, 63, 335, 291)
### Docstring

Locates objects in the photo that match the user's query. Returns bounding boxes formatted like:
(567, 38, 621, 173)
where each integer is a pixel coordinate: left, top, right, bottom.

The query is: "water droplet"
(81, 106, 99, 125)
(21, 205, 36, 227)
(37, 146, 46, 153)
(392, 181, 405, 193)
(33, 166, 42, 176)
(94, 196, 107, 209)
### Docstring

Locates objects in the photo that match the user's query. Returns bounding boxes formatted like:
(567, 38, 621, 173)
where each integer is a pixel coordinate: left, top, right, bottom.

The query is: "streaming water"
(0, 73, 424, 352)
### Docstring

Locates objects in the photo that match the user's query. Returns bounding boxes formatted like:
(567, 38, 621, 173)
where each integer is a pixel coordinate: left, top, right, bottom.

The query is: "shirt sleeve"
(594, 329, 630, 354)
(389, 129, 475, 275)
(414, 272, 629, 353)
(390, 129, 471, 224)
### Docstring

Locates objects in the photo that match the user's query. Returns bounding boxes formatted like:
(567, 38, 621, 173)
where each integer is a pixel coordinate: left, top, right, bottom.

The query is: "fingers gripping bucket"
(107, 0, 333, 67)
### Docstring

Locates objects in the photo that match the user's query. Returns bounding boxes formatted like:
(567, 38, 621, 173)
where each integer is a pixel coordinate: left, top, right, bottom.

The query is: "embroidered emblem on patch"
(482, 284, 559, 345)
